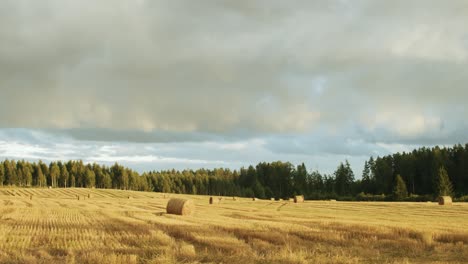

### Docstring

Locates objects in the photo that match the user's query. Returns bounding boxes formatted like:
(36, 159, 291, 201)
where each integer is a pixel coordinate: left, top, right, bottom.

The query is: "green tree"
(436, 166, 453, 197)
(34, 164, 46, 187)
(59, 165, 69, 188)
(23, 165, 32, 187)
(293, 163, 308, 195)
(49, 163, 60, 188)
(84, 168, 96, 188)
(0, 162, 4, 186)
(39, 161, 49, 186)
(393, 174, 408, 201)
(4, 160, 18, 186)
(334, 161, 354, 196)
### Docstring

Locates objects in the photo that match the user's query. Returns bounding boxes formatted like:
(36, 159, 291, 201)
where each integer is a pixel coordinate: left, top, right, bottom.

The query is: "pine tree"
(436, 166, 453, 197)
(393, 174, 408, 201)
(361, 160, 371, 193)
(334, 160, 354, 196)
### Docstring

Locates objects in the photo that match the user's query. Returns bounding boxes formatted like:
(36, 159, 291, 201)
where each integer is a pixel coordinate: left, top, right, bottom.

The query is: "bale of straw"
(279, 198, 283, 201)
(271, 198, 275, 201)
(166, 198, 195, 216)
(438, 196, 452, 205)
(294, 195, 304, 203)
(252, 197, 258, 201)
(329, 199, 337, 202)
(288, 198, 294, 202)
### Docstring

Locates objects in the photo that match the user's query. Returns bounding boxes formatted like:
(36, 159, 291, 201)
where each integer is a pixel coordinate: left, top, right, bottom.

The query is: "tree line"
(0, 144, 466, 201)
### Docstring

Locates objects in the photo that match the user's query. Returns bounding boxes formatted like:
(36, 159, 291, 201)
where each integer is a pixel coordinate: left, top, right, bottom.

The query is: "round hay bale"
(294, 195, 304, 203)
(438, 196, 452, 205)
(166, 198, 194, 216)
(252, 198, 258, 201)
(279, 198, 283, 201)
(288, 198, 294, 202)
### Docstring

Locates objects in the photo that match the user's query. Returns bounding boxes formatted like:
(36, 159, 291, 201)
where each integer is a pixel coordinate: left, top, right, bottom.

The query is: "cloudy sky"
(1, 0, 468, 176)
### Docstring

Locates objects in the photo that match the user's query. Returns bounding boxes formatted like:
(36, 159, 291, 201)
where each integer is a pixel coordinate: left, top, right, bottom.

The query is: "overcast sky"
(1, 0, 468, 176)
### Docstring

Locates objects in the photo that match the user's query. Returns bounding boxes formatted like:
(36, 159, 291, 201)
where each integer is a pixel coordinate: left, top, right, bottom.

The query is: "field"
(0, 188, 467, 264)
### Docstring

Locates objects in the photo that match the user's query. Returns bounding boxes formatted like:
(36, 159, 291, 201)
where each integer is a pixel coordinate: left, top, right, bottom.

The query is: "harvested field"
(0, 187, 467, 263)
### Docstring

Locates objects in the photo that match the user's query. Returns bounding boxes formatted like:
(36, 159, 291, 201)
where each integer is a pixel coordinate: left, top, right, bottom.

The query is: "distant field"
(0, 188, 467, 263)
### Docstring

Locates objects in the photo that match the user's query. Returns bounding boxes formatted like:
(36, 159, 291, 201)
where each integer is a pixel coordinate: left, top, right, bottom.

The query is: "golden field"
(0, 188, 467, 264)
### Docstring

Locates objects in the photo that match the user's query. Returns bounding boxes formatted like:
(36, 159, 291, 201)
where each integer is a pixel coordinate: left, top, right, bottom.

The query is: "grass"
(0, 188, 467, 263)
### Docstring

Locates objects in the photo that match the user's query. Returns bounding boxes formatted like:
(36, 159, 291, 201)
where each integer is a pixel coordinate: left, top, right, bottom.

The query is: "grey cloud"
(0, 0, 468, 150)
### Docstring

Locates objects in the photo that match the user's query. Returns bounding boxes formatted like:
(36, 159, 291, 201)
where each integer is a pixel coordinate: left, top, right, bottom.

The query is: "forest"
(0, 144, 467, 201)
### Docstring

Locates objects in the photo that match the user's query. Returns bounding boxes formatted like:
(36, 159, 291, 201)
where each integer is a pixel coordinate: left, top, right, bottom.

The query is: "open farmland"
(0, 188, 467, 264)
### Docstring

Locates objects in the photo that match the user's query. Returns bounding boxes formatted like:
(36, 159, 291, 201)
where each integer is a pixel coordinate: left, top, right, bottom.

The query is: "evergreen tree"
(393, 174, 408, 201)
(334, 161, 354, 196)
(293, 163, 308, 195)
(361, 160, 371, 193)
(436, 166, 453, 197)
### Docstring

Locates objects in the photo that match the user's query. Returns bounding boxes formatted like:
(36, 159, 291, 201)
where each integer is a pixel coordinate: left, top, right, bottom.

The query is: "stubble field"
(0, 188, 467, 264)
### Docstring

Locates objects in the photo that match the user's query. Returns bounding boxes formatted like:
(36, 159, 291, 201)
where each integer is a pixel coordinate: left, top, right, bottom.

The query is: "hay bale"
(438, 196, 452, 205)
(271, 198, 275, 201)
(209, 197, 214, 204)
(294, 195, 304, 203)
(279, 198, 283, 201)
(252, 197, 258, 201)
(288, 198, 294, 202)
(329, 199, 337, 202)
(166, 198, 195, 216)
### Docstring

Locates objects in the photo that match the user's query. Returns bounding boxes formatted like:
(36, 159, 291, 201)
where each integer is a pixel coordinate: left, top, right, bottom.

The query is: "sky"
(1, 0, 468, 176)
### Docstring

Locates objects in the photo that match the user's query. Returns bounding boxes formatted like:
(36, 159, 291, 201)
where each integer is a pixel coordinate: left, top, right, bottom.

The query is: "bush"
(454, 195, 468, 202)
(356, 192, 387, 201)
(403, 194, 433, 202)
